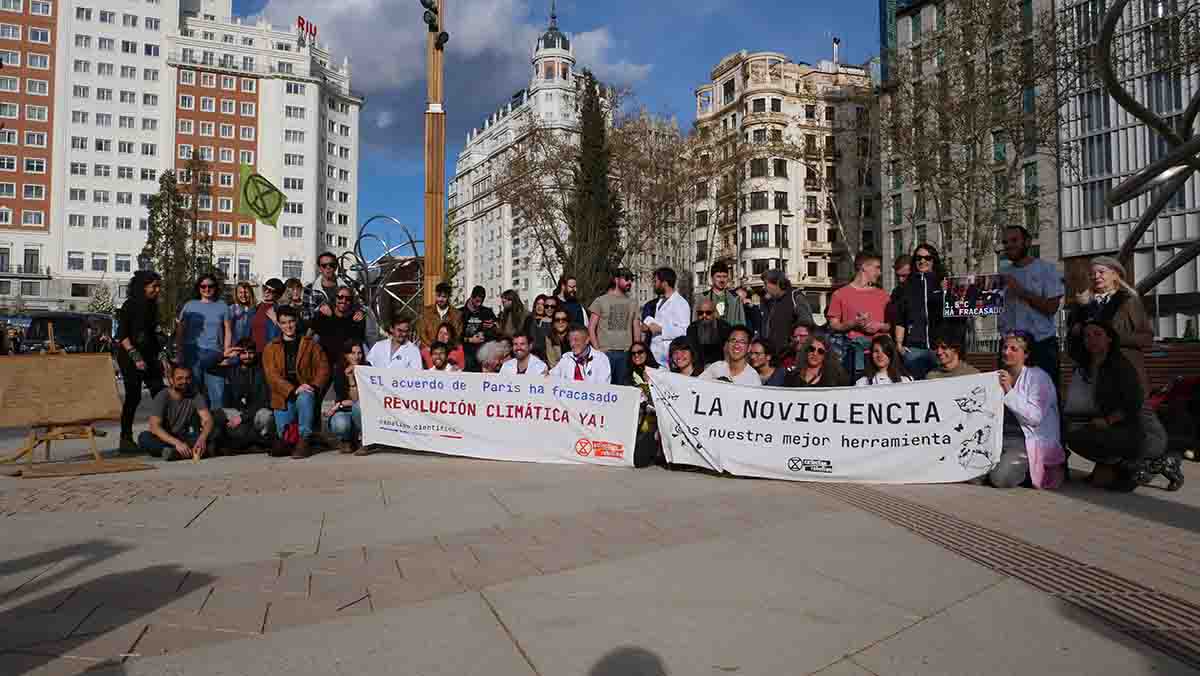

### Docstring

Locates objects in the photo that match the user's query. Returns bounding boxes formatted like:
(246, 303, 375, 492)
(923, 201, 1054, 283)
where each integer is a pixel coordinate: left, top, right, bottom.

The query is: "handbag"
(282, 422, 300, 446)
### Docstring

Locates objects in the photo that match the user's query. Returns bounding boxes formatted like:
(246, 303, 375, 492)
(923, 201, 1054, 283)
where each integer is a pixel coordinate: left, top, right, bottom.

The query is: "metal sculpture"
(332, 215, 425, 329)
(1097, 0, 1200, 294)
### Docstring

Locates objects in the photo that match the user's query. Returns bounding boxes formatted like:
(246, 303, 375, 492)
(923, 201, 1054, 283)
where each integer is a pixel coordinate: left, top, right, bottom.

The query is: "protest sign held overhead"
(356, 367, 638, 467)
(648, 370, 1003, 484)
(237, 164, 285, 226)
(943, 273, 1007, 318)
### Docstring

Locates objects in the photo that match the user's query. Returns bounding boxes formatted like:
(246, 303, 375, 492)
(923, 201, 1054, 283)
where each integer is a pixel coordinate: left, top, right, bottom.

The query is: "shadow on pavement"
(1056, 480, 1200, 535)
(1, 541, 130, 608)
(588, 646, 668, 676)
(1, 562, 214, 676)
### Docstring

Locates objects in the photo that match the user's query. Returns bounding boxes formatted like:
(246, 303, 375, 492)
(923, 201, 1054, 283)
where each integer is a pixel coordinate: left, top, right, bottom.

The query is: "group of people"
(116, 252, 369, 461)
(109, 230, 1183, 492)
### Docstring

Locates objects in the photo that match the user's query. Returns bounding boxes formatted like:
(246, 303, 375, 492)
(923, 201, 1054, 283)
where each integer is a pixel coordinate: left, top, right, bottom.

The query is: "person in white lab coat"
(499, 334, 548, 376)
(643, 267, 690, 366)
(550, 326, 611, 384)
(366, 315, 423, 371)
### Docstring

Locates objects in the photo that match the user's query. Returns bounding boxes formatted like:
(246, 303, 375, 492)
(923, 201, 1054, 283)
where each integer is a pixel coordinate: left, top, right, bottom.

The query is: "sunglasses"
(631, 349, 646, 355)
(319, 262, 337, 269)
(914, 255, 934, 262)
(199, 283, 215, 289)
(698, 310, 715, 317)
(806, 346, 826, 355)
(336, 296, 352, 301)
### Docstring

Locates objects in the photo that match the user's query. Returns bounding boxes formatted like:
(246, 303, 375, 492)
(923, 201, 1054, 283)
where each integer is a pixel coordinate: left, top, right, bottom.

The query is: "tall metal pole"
(422, 0, 447, 308)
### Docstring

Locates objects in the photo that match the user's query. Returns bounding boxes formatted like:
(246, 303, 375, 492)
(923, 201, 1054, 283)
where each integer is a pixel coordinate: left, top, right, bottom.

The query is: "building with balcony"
(0, 0, 361, 312)
(690, 45, 879, 319)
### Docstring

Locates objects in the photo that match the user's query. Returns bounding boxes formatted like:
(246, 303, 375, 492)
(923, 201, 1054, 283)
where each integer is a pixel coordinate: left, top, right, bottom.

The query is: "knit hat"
(1090, 256, 1126, 279)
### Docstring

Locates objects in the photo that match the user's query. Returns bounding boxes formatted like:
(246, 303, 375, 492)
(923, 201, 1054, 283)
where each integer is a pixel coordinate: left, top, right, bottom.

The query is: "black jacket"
(761, 290, 814, 356)
(226, 364, 270, 413)
(686, 320, 732, 370)
(895, 272, 945, 349)
(310, 311, 366, 367)
(1091, 351, 1145, 426)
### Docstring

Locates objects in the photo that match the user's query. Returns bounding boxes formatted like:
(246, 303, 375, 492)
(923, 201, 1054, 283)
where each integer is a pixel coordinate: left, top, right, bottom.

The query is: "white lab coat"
(549, 349, 612, 384)
(647, 291, 690, 366)
(366, 339, 423, 371)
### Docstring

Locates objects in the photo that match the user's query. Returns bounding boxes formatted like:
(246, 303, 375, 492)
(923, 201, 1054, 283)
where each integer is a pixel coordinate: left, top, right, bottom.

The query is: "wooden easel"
(0, 321, 145, 477)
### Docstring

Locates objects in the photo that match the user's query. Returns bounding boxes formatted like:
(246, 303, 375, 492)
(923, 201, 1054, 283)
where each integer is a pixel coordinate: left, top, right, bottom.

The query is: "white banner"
(648, 370, 1004, 484)
(356, 367, 638, 467)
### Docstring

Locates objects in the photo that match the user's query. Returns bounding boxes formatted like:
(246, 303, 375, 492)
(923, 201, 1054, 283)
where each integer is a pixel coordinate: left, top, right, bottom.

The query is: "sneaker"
(292, 438, 310, 460)
(353, 444, 371, 457)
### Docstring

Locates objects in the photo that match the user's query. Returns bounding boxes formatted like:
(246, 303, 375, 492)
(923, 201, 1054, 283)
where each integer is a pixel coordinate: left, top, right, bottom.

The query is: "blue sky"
(233, 0, 880, 248)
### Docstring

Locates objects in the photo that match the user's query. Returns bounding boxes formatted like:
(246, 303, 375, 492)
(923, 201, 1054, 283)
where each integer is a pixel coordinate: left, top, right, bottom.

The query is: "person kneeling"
(263, 306, 330, 459)
(993, 332, 1064, 489)
(329, 340, 367, 455)
(138, 364, 220, 461)
(222, 337, 274, 452)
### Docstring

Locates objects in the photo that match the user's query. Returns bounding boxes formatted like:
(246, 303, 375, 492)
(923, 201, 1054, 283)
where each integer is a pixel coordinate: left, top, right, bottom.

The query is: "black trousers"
(118, 355, 164, 439)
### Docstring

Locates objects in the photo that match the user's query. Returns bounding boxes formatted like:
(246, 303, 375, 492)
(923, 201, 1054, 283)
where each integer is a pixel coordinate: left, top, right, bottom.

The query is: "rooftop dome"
(539, 2, 569, 50)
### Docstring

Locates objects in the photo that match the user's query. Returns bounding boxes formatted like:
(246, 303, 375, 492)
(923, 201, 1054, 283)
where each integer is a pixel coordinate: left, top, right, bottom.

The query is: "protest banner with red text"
(356, 367, 638, 467)
(648, 370, 1004, 483)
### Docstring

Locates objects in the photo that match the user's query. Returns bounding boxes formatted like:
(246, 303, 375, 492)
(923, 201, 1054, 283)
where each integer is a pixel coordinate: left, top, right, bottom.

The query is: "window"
(220, 99, 234, 114)
(284, 129, 304, 143)
(96, 88, 113, 101)
(286, 82, 306, 95)
(219, 173, 233, 187)
(22, 210, 43, 226)
(74, 60, 92, 74)
(26, 79, 47, 95)
(239, 126, 255, 140)
(283, 201, 303, 214)
(0, 182, 13, 197)
(219, 123, 234, 137)
(120, 91, 136, 104)
(97, 62, 113, 76)
(750, 224, 770, 248)
(0, 129, 14, 144)
(21, 184, 42, 200)
(68, 214, 86, 227)
(774, 191, 789, 210)
(283, 225, 303, 239)
(285, 105, 305, 119)
(115, 254, 131, 272)
(28, 27, 48, 43)
(141, 143, 157, 156)
(218, 148, 232, 163)
(179, 70, 195, 85)
(0, 76, 16, 92)
(0, 50, 18, 67)
(200, 73, 216, 88)
(116, 217, 131, 231)
(281, 260, 304, 279)
(200, 96, 215, 112)
(69, 188, 85, 201)
(826, 106, 836, 122)
(68, 251, 84, 270)
(283, 177, 303, 190)
(284, 153, 303, 166)
(143, 94, 158, 106)
(805, 104, 816, 119)
(118, 166, 133, 179)
(142, 118, 157, 131)
(74, 35, 91, 48)
(773, 159, 788, 178)
(239, 150, 254, 164)
(750, 158, 767, 178)
(93, 190, 110, 203)
(30, 1, 48, 16)
(240, 102, 255, 116)
(92, 253, 107, 272)
(239, 223, 253, 238)
(179, 94, 194, 110)
(198, 146, 213, 161)
(24, 131, 46, 147)
(749, 191, 768, 210)
(221, 76, 235, 90)
(120, 65, 135, 79)
(143, 44, 159, 57)
(93, 138, 111, 152)
(24, 105, 46, 121)
(116, 192, 132, 205)
(98, 37, 113, 51)
(144, 68, 159, 81)
(121, 40, 137, 54)
(146, 18, 160, 31)
(23, 158, 44, 173)
(27, 53, 47, 69)
(141, 168, 155, 181)
(98, 10, 114, 23)
(218, 197, 232, 212)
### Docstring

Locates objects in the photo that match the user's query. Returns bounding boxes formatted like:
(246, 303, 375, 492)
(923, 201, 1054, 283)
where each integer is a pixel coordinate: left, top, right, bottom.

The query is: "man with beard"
(550, 326, 612, 384)
(694, 261, 746, 327)
(222, 337, 274, 452)
(460, 285, 497, 372)
(499, 333, 548, 376)
(427, 342, 460, 372)
(588, 268, 640, 382)
(686, 298, 732, 369)
(643, 267, 690, 367)
(556, 275, 586, 327)
(139, 364, 219, 461)
(999, 225, 1063, 389)
(417, 282, 463, 348)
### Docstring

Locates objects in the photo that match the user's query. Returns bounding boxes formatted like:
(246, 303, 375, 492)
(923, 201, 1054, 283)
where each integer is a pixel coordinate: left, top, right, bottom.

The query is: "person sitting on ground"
(992, 331, 1064, 489)
(222, 337, 274, 452)
(687, 298, 733, 369)
(625, 342, 664, 467)
(329, 341, 368, 456)
(1065, 321, 1169, 492)
(700, 326, 760, 386)
(477, 340, 507, 374)
(263, 306, 330, 459)
(549, 325, 612, 383)
(499, 333, 548, 376)
(138, 363, 220, 461)
(367, 315, 423, 370)
(421, 322, 466, 370)
(427, 341, 461, 372)
(667, 336, 701, 377)
(926, 327, 980, 379)
(855, 335, 913, 386)
(785, 333, 850, 388)
(748, 338, 788, 386)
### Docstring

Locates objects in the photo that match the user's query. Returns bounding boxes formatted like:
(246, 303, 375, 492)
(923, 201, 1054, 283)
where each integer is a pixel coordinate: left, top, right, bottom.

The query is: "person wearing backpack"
(759, 269, 814, 358)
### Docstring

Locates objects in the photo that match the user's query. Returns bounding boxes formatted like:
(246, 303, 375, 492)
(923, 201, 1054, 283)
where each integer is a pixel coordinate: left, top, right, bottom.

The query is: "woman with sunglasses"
(992, 331, 1064, 489)
(539, 310, 571, 369)
(785, 333, 849, 388)
(667, 337, 700, 377)
(176, 273, 233, 408)
(230, 282, 257, 343)
(855, 335, 912, 386)
(625, 342, 664, 467)
(893, 243, 947, 380)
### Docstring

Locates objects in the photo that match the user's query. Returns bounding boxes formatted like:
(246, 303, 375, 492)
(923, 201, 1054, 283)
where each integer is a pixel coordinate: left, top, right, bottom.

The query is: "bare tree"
(882, 0, 1080, 274)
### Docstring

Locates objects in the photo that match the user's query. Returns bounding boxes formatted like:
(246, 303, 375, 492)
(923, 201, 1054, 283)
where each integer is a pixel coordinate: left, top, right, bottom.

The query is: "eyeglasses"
(806, 346, 826, 355)
(336, 295, 352, 301)
(698, 310, 715, 317)
(319, 262, 337, 269)
(631, 349, 646, 356)
(199, 283, 215, 290)
(914, 255, 934, 262)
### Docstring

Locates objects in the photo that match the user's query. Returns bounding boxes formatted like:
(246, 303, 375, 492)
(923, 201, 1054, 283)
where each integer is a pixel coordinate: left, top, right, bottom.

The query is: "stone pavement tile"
(358, 549, 402, 582)
(303, 547, 368, 576)
(114, 592, 537, 676)
(436, 526, 509, 549)
(366, 576, 467, 610)
(450, 555, 541, 591)
(812, 658, 877, 676)
(193, 588, 269, 634)
(485, 535, 921, 676)
(520, 542, 602, 575)
(126, 623, 258, 659)
(17, 622, 146, 662)
(853, 579, 1195, 676)
(0, 652, 118, 676)
(262, 595, 371, 633)
(0, 606, 95, 652)
(306, 574, 369, 605)
(203, 559, 281, 592)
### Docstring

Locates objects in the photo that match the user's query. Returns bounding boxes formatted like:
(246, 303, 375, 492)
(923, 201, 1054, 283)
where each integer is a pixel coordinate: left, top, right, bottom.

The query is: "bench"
(966, 342, 1200, 393)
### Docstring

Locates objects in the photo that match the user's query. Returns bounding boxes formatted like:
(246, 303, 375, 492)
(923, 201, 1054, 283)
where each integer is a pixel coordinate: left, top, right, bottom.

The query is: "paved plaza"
(1, 415, 1198, 675)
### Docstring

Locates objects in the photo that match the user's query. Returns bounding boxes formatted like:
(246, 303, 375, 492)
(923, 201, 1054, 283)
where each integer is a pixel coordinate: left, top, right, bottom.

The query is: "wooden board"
(0, 353, 122, 428)
(18, 458, 155, 478)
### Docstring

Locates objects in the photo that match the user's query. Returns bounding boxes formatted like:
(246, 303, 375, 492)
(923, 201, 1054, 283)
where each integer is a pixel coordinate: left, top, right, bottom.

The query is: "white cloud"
(252, 0, 651, 156)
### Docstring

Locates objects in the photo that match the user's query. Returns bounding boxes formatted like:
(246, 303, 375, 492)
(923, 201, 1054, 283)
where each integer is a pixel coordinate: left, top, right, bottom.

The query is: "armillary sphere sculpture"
(1097, 0, 1200, 294)
(317, 215, 425, 330)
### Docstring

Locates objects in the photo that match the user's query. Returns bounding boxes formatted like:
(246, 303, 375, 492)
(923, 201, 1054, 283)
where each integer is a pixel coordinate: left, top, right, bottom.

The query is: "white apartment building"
(1058, 0, 1200, 337)
(691, 48, 879, 318)
(448, 12, 579, 305)
(0, 0, 361, 312)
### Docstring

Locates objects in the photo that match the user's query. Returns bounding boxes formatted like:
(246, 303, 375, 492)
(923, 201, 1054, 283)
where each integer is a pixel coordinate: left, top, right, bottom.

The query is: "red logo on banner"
(575, 439, 592, 457)
(592, 442, 625, 460)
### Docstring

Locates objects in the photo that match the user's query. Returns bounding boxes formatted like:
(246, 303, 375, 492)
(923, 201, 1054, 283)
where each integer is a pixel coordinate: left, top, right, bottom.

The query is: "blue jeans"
(903, 346, 938, 380)
(841, 337, 871, 384)
(183, 345, 226, 408)
(274, 390, 316, 440)
(329, 403, 361, 442)
(605, 350, 627, 385)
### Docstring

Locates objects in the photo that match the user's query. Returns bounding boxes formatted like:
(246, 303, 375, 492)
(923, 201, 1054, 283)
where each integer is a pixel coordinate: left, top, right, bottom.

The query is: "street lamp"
(419, 0, 450, 49)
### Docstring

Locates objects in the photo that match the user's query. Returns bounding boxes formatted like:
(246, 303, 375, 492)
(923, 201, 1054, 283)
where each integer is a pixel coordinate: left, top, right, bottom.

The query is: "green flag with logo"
(237, 164, 285, 226)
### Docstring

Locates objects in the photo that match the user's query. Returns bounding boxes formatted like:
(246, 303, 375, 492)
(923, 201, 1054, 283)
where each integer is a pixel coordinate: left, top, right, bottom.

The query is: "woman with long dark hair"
(668, 337, 701, 377)
(855, 335, 913, 386)
(625, 342, 664, 467)
(893, 242, 947, 380)
(497, 289, 529, 339)
(115, 270, 165, 450)
(176, 273, 233, 408)
(785, 333, 850, 388)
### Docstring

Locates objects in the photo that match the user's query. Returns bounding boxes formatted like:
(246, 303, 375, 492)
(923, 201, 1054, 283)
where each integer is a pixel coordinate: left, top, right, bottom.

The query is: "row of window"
(68, 188, 149, 205)
(0, 1, 52, 17)
(177, 144, 255, 165)
(178, 170, 235, 189)
(69, 164, 156, 181)
(179, 95, 256, 116)
(0, 102, 47, 121)
(0, 207, 44, 226)
(179, 28, 255, 48)
(73, 85, 160, 106)
(178, 69, 257, 93)
(0, 23, 45, 43)
(0, 75, 47, 95)
(73, 35, 160, 57)
(68, 215, 144, 230)
(69, 137, 158, 156)
(178, 48, 262, 73)
(179, 119, 254, 139)
(72, 111, 157, 130)
(71, 60, 160, 81)
(0, 156, 44, 173)
(67, 252, 132, 274)
(0, 48, 49, 68)
(0, 181, 43, 198)
(73, 8, 161, 31)
(326, 164, 352, 183)
(326, 119, 353, 137)
(0, 129, 47, 147)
